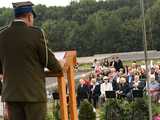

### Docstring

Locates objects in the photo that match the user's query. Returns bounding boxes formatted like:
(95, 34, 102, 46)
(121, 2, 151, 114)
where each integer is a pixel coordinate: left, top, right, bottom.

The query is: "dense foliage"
(0, 0, 160, 56)
(99, 98, 160, 120)
(78, 99, 96, 120)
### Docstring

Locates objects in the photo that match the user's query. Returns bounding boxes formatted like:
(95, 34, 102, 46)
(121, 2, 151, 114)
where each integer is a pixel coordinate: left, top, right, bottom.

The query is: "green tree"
(0, 0, 159, 56)
(78, 99, 96, 120)
(0, 8, 13, 26)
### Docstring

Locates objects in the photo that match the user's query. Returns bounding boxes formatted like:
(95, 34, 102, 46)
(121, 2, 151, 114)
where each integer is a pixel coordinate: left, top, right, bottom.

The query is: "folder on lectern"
(45, 51, 77, 77)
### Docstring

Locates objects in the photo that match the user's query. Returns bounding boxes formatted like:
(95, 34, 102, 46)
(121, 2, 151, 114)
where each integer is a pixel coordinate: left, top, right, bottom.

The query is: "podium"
(45, 51, 78, 120)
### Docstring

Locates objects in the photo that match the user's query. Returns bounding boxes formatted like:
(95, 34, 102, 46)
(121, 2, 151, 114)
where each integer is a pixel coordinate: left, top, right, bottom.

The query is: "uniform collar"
(11, 19, 27, 27)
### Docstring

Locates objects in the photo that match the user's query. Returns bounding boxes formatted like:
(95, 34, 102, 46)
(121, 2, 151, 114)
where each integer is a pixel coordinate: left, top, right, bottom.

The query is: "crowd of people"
(77, 56, 160, 108)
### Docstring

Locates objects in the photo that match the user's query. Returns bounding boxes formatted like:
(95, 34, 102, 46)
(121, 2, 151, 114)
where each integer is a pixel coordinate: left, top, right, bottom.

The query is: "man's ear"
(26, 13, 32, 23)
(28, 13, 31, 22)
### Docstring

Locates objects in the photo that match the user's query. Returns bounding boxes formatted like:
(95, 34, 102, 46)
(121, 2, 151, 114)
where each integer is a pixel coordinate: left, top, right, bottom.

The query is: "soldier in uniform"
(0, 1, 63, 120)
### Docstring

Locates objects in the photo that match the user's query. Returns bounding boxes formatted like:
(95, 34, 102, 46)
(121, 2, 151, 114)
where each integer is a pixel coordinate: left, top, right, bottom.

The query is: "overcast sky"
(0, 0, 74, 8)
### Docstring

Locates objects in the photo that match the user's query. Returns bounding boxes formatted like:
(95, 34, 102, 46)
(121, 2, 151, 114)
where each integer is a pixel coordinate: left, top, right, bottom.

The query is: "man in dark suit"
(0, 1, 63, 120)
(77, 79, 90, 107)
(114, 56, 124, 72)
(90, 78, 101, 108)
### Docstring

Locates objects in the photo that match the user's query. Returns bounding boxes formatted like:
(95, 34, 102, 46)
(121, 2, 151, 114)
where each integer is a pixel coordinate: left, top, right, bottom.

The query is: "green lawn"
(78, 59, 160, 70)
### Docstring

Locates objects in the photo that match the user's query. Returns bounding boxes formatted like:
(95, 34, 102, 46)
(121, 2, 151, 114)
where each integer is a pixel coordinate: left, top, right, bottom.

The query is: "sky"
(0, 0, 74, 8)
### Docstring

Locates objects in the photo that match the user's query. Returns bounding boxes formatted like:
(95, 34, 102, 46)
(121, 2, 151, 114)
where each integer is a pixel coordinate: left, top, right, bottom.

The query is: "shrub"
(132, 98, 149, 120)
(78, 99, 96, 120)
(101, 99, 123, 120)
(152, 103, 160, 117)
(99, 98, 150, 120)
(53, 102, 61, 120)
(45, 112, 54, 120)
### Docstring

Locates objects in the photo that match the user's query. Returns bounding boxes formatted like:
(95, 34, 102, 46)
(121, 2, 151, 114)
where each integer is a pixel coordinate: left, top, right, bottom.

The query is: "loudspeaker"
(52, 92, 59, 100)
(133, 90, 143, 98)
(105, 91, 116, 98)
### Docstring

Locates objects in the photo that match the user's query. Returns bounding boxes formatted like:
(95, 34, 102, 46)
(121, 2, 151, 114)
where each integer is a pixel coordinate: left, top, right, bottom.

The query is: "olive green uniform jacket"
(0, 21, 63, 102)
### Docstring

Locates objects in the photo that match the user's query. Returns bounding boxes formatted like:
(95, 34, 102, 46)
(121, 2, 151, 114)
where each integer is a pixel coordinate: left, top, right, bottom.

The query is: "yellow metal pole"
(67, 57, 78, 120)
(57, 76, 68, 120)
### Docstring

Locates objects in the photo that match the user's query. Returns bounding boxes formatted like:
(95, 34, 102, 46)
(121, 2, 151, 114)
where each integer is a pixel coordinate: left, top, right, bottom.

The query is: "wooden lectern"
(45, 51, 78, 120)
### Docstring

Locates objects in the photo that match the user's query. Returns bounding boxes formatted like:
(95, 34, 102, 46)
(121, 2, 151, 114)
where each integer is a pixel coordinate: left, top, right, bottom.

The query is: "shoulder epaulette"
(0, 25, 9, 32)
(29, 26, 48, 67)
(29, 26, 41, 31)
(29, 27, 47, 39)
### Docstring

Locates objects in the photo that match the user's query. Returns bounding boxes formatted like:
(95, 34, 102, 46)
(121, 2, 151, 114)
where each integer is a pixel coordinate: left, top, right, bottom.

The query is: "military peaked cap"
(12, 1, 36, 18)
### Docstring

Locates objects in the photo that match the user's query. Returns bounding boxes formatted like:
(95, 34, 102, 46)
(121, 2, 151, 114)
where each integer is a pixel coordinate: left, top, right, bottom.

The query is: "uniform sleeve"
(37, 30, 63, 75)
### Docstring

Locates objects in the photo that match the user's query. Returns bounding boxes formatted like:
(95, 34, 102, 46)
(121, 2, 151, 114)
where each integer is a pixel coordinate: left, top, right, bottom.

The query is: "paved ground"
(46, 71, 86, 91)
